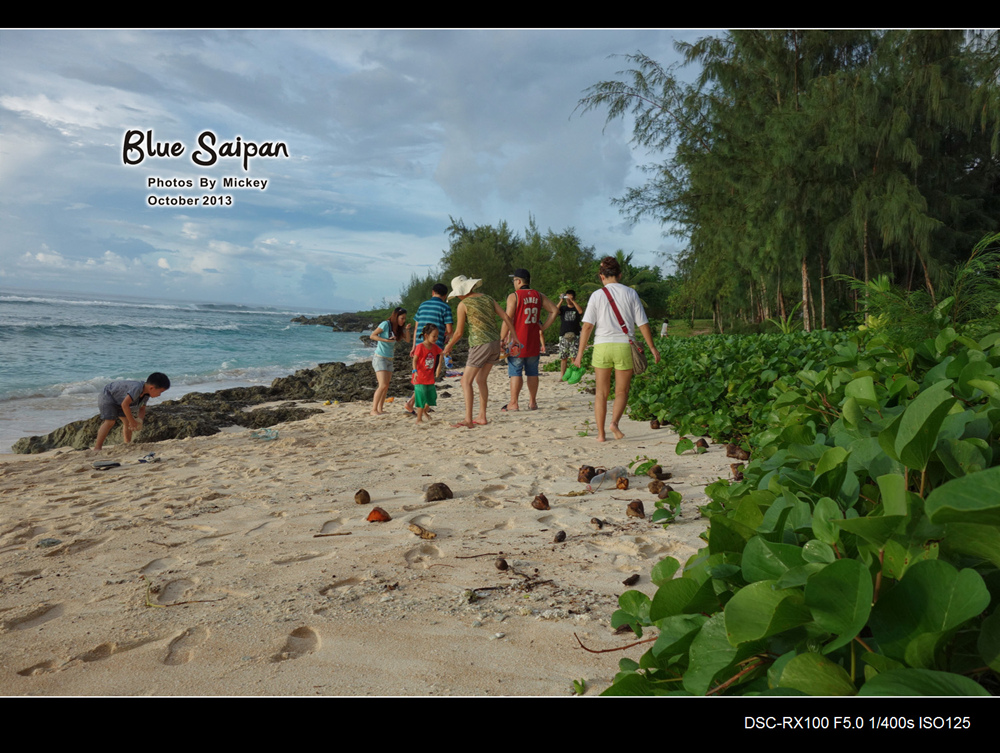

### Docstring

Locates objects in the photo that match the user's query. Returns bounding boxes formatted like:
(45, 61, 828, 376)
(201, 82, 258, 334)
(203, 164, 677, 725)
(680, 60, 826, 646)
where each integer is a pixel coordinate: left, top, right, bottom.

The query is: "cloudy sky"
(0, 29, 707, 312)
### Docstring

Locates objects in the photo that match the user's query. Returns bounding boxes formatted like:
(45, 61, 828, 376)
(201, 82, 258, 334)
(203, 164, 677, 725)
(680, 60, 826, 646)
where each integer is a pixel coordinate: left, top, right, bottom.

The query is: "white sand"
(0, 360, 735, 696)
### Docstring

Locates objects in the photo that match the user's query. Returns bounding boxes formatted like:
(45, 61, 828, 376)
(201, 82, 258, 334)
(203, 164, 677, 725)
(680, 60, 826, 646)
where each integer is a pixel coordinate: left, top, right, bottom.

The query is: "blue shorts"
(507, 355, 539, 378)
(372, 355, 393, 373)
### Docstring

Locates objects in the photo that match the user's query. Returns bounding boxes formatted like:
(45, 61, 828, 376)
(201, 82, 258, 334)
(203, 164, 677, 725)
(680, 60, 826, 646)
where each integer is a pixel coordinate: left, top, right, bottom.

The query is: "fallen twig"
(455, 552, 502, 559)
(313, 532, 352, 537)
(574, 632, 657, 654)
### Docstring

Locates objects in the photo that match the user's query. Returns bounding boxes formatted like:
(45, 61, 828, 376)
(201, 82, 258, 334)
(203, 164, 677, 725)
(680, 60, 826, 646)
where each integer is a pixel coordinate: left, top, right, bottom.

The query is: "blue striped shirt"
(415, 297, 453, 348)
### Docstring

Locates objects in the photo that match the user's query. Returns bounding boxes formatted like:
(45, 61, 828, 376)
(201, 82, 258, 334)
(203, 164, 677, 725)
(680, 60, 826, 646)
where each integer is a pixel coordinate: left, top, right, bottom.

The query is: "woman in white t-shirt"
(573, 256, 660, 442)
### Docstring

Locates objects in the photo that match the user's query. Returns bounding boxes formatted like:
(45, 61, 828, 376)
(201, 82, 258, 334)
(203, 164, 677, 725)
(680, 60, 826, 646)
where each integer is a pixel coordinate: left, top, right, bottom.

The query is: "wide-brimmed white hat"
(448, 275, 483, 299)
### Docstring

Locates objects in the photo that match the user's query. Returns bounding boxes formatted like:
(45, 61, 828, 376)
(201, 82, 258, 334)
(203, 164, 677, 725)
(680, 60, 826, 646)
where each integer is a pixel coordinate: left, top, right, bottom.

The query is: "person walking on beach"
(499, 268, 558, 411)
(573, 256, 660, 442)
(443, 276, 521, 429)
(411, 324, 443, 424)
(370, 307, 411, 416)
(94, 372, 171, 450)
(556, 289, 583, 378)
(404, 283, 453, 415)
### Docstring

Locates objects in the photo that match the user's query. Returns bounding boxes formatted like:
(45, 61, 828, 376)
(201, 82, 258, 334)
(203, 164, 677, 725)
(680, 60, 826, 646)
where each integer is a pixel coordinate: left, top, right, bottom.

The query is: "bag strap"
(602, 287, 631, 339)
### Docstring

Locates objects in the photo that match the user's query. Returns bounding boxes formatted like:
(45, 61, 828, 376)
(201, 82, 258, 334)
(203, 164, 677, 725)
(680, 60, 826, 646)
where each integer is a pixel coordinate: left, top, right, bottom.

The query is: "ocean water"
(0, 289, 375, 453)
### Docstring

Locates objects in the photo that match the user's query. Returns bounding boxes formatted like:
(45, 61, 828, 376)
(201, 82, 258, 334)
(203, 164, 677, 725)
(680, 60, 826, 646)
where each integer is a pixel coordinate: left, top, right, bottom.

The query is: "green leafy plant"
(602, 321, 1000, 696)
(765, 301, 803, 334)
(651, 490, 683, 526)
(572, 678, 588, 695)
(628, 455, 658, 476)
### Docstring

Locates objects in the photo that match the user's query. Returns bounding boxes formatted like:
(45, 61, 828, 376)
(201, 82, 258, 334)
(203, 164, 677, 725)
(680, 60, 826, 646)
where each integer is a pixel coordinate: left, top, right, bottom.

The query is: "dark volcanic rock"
(13, 333, 470, 454)
(290, 312, 384, 332)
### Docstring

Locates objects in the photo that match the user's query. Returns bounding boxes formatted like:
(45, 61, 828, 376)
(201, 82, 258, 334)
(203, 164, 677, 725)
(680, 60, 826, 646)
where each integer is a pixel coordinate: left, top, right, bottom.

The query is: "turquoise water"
(0, 289, 373, 452)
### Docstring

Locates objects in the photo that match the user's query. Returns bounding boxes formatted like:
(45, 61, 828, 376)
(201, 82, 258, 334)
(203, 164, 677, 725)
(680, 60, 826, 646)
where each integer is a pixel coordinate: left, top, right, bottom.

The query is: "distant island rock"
(291, 312, 384, 332)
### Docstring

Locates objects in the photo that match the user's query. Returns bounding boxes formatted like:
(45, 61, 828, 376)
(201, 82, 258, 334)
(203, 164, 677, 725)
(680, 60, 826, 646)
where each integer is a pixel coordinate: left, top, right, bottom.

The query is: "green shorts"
(591, 342, 633, 371)
(413, 384, 437, 408)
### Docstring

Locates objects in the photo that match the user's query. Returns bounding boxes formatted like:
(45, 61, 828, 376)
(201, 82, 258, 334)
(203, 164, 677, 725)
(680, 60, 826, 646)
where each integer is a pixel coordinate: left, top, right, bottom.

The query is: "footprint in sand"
(17, 659, 61, 677)
(320, 518, 345, 534)
(43, 538, 104, 557)
(408, 513, 434, 528)
(479, 517, 515, 535)
(271, 626, 320, 662)
(164, 625, 210, 666)
(273, 552, 324, 565)
(3, 603, 65, 631)
(319, 577, 360, 595)
(156, 578, 198, 604)
(141, 557, 183, 575)
(404, 543, 441, 569)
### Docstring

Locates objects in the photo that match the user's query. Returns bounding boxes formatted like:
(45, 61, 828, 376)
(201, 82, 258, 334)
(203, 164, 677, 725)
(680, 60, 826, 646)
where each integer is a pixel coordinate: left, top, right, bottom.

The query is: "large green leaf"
(925, 466, 1000, 526)
(683, 613, 737, 696)
(724, 580, 811, 645)
(978, 610, 1000, 672)
(741, 536, 807, 583)
(869, 560, 991, 665)
(893, 379, 956, 471)
(938, 523, 1000, 568)
(858, 668, 991, 696)
(651, 613, 708, 660)
(876, 473, 908, 517)
(804, 559, 873, 653)
(811, 496, 842, 545)
(650, 556, 681, 586)
(775, 652, 857, 696)
(837, 515, 907, 548)
(650, 577, 714, 621)
(845, 375, 879, 408)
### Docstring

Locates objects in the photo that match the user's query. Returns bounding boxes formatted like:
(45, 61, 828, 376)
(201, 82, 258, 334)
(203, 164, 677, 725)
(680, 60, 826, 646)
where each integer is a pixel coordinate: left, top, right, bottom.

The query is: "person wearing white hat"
(443, 276, 521, 428)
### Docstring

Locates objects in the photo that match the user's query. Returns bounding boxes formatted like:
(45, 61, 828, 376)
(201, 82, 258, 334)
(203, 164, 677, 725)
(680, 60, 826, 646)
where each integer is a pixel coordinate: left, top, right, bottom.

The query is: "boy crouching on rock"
(94, 372, 171, 450)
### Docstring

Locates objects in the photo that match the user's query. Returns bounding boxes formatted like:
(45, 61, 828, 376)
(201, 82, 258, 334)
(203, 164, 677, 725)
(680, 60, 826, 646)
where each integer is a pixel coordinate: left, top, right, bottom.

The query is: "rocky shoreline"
(12, 339, 468, 454)
(290, 312, 386, 331)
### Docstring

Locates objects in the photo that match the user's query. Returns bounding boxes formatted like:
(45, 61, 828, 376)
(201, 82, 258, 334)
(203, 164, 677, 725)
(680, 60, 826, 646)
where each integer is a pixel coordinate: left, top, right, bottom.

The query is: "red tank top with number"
(513, 288, 542, 358)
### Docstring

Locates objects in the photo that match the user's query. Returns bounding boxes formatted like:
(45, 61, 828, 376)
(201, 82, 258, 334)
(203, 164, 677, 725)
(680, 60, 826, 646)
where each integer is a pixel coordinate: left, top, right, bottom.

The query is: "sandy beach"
(0, 359, 734, 696)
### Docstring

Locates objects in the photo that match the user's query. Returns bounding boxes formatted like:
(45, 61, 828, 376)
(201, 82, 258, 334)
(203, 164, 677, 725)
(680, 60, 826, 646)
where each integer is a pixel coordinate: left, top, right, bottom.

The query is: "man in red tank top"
(499, 268, 558, 411)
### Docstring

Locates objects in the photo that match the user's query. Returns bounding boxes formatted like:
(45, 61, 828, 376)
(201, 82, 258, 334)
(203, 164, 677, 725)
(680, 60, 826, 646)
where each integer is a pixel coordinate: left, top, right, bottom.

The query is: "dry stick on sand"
(574, 632, 657, 654)
(313, 532, 352, 537)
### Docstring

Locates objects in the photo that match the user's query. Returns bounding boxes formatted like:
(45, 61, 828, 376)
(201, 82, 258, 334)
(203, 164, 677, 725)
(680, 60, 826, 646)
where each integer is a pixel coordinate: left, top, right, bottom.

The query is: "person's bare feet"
(596, 433, 606, 442)
(610, 424, 625, 440)
(473, 418, 488, 425)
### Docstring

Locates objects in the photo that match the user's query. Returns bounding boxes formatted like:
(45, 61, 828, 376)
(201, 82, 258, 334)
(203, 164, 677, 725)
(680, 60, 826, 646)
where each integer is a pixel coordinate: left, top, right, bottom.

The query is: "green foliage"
(580, 32, 1000, 333)
(572, 678, 588, 695)
(396, 216, 677, 339)
(765, 301, 803, 334)
(602, 321, 1000, 696)
(652, 490, 683, 526)
(627, 455, 658, 476)
(628, 329, 849, 441)
(847, 233, 1000, 347)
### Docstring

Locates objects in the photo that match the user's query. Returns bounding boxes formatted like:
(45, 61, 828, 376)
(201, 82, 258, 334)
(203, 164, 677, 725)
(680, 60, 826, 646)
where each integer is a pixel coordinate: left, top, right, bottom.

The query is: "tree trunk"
(819, 252, 827, 329)
(801, 257, 811, 332)
(917, 249, 936, 304)
(863, 218, 870, 286)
